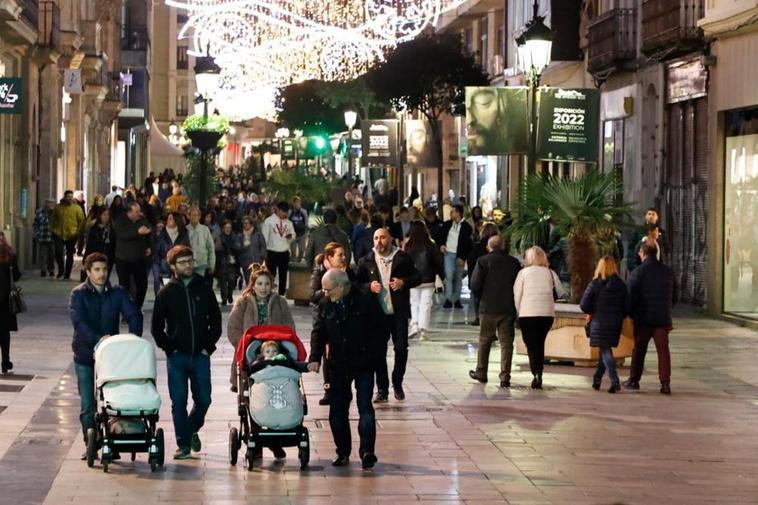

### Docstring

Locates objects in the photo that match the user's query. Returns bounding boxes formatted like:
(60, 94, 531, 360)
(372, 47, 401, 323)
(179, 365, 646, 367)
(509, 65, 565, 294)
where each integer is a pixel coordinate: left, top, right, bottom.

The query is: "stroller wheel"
(86, 428, 97, 468)
(245, 448, 255, 471)
(229, 428, 239, 466)
(298, 428, 310, 470)
(156, 428, 165, 467)
(131, 452, 136, 462)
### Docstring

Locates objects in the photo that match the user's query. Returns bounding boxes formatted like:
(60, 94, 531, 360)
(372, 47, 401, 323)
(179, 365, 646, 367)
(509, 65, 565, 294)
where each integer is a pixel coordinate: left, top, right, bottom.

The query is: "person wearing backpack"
(288, 196, 309, 263)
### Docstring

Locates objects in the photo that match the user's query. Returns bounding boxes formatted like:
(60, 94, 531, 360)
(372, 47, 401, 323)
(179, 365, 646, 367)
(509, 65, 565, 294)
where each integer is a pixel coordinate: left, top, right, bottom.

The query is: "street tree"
(368, 32, 489, 214)
(315, 76, 391, 120)
(275, 79, 344, 135)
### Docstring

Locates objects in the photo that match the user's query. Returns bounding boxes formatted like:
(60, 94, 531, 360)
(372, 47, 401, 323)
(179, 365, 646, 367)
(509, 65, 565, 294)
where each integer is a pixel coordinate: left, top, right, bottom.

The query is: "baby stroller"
(229, 324, 310, 470)
(88, 334, 164, 472)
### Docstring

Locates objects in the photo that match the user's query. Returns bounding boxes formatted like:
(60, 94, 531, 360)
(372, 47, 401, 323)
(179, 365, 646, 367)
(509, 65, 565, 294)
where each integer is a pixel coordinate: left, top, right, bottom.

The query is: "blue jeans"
(151, 262, 164, 296)
(75, 363, 96, 442)
(594, 346, 619, 385)
(444, 252, 463, 303)
(329, 371, 376, 458)
(167, 352, 212, 448)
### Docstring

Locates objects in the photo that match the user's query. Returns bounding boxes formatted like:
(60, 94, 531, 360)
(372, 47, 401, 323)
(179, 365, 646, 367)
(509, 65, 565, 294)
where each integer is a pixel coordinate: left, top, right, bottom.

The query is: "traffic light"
(314, 136, 326, 151)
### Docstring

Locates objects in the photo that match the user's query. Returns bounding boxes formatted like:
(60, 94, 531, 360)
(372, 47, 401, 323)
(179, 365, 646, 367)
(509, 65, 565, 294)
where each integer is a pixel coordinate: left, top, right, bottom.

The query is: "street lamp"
(344, 109, 357, 176)
(192, 45, 222, 207)
(293, 128, 303, 171)
(517, 0, 552, 174)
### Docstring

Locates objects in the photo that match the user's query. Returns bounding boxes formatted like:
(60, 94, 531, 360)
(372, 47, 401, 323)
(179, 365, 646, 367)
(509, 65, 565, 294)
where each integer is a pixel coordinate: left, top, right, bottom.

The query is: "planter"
(285, 261, 311, 307)
(515, 303, 635, 367)
(186, 130, 223, 151)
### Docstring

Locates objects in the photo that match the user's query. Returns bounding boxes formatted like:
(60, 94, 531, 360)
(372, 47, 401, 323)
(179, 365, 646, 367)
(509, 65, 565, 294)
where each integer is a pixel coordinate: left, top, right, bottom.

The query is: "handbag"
(8, 266, 26, 315)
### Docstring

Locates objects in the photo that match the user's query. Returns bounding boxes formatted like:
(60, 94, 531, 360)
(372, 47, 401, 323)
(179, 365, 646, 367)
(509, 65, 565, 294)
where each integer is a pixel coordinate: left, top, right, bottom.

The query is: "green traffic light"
(314, 136, 326, 150)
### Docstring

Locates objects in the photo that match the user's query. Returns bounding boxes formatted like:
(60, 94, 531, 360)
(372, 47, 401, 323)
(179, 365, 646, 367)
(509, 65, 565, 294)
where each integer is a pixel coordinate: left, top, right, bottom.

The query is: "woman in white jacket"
(513, 246, 566, 389)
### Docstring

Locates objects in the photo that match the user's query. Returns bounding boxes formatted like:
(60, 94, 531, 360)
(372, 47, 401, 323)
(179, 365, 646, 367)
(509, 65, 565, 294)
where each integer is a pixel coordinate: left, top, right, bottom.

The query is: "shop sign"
(405, 119, 438, 167)
(667, 58, 707, 104)
(0, 78, 22, 114)
(281, 139, 295, 159)
(537, 87, 600, 163)
(361, 119, 398, 165)
(465, 86, 529, 156)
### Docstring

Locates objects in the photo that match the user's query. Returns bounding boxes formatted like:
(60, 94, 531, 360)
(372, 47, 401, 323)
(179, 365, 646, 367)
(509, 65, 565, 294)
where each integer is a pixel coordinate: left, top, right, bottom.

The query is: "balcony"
(38, 0, 60, 50)
(20, 0, 38, 30)
(587, 8, 638, 75)
(642, 0, 704, 56)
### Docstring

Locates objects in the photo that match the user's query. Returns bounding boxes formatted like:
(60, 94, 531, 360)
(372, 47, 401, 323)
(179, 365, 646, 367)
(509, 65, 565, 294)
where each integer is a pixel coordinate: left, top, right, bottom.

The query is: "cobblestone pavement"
(0, 275, 757, 505)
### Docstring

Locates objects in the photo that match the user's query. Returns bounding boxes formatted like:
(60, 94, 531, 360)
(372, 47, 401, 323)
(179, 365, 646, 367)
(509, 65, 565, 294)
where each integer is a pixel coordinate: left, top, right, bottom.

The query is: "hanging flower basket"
(186, 130, 223, 151)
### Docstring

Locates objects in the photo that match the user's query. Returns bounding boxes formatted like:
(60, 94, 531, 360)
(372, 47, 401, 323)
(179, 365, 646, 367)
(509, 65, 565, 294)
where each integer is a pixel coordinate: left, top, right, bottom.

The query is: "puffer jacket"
(580, 275, 629, 347)
(628, 256, 674, 328)
(513, 266, 566, 318)
(52, 201, 85, 240)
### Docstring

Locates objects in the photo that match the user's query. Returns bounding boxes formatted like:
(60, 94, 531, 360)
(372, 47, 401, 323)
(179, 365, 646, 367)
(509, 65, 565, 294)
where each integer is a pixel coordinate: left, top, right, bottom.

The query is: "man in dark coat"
(305, 208, 351, 269)
(112, 201, 153, 308)
(308, 269, 382, 469)
(468, 236, 521, 387)
(69, 252, 142, 457)
(152, 245, 222, 459)
(355, 228, 421, 402)
(624, 243, 675, 394)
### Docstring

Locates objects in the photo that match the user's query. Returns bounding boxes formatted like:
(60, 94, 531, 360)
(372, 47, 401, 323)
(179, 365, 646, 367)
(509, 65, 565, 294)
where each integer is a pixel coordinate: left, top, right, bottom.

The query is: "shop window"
(176, 95, 188, 117)
(177, 46, 188, 70)
(723, 108, 758, 319)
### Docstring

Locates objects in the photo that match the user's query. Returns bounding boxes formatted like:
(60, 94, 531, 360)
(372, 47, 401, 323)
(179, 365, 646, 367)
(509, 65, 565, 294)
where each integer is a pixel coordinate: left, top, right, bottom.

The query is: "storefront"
(465, 155, 508, 218)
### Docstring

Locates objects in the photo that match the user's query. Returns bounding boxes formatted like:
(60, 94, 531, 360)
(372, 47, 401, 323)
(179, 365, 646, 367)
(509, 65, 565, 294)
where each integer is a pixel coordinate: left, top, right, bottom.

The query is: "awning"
(149, 117, 184, 157)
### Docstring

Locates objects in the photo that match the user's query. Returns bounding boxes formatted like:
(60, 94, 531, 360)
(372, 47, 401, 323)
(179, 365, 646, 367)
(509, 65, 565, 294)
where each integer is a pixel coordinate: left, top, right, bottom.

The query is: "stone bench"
(285, 261, 312, 306)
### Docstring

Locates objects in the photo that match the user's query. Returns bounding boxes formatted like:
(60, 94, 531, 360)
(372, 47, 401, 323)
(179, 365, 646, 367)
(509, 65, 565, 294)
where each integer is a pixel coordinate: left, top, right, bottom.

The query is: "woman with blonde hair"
(227, 263, 294, 460)
(580, 255, 629, 393)
(513, 246, 566, 389)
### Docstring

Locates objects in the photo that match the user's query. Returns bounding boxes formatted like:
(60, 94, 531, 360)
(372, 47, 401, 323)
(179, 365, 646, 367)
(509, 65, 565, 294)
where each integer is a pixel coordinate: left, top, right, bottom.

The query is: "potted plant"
(183, 113, 230, 151)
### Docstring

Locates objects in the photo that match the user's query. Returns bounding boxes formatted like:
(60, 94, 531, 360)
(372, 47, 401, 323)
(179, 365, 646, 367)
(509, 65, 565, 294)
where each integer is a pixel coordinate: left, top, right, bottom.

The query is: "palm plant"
(507, 170, 632, 303)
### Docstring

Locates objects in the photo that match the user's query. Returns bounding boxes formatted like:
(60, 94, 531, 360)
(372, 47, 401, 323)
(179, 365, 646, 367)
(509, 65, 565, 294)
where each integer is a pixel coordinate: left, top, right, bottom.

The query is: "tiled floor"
(1, 275, 757, 504)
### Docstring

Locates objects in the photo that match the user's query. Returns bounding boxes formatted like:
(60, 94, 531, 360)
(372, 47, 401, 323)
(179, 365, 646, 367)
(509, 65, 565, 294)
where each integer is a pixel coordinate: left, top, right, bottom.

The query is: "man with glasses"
(152, 245, 222, 459)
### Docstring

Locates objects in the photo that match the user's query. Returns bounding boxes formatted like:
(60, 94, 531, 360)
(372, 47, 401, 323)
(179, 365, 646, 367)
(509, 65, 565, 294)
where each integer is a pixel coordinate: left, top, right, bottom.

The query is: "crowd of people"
(0, 167, 675, 470)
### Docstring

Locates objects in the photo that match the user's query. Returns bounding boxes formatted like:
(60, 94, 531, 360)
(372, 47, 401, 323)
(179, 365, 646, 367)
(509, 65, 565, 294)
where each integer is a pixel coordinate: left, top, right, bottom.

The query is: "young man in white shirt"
(262, 201, 295, 295)
(440, 204, 473, 309)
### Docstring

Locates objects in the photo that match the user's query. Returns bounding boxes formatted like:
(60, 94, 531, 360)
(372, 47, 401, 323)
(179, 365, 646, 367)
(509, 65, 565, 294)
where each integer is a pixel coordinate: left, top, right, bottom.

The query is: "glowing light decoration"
(167, 0, 466, 119)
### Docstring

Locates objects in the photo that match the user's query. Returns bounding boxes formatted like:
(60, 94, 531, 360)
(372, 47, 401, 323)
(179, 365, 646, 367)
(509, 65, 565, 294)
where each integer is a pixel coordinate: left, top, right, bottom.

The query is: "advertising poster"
(405, 119, 438, 167)
(0, 78, 22, 114)
(537, 88, 600, 162)
(465, 87, 528, 156)
(361, 119, 398, 165)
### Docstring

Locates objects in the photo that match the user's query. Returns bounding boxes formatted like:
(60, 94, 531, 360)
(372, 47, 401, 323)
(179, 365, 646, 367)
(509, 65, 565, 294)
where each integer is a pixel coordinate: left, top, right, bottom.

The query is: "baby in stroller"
(229, 325, 311, 470)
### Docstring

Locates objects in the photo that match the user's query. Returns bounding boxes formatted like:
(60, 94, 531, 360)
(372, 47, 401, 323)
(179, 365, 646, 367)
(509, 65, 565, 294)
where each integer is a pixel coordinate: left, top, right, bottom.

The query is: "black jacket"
(441, 219, 473, 261)
(425, 218, 446, 247)
(406, 242, 444, 284)
(113, 215, 152, 263)
(154, 227, 190, 276)
(467, 236, 489, 279)
(580, 275, 630, 348)
(308, 288, 383, 376)
(628, 257, 674, 328)
(353, 226, 376, 262)
(0, 261, 21, 333)
(84, 223, 115, 260)
(355, 248, 422, 319)
(151, 275, 222, 355)
(470, 251, 521, 316)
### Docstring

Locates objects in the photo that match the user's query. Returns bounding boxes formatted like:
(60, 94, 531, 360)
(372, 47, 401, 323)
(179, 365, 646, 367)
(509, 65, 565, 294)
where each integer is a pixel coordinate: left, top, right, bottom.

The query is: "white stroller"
(88, 334, 164, 472)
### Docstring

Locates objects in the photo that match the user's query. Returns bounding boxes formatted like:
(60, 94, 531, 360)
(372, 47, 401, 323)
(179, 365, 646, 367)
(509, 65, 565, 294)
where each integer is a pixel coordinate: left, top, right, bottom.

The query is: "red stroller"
(229, 324, 310, 470)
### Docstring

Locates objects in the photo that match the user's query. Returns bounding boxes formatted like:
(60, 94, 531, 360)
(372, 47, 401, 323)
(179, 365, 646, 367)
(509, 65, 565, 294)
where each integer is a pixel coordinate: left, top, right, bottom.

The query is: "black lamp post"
(516, 0, 553, 175)
(344, 110, 357, 176)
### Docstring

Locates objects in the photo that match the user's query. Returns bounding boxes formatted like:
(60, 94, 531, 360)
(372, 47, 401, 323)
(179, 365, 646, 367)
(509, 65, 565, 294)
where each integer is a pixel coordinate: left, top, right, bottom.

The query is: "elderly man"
(187, 207, 216, 282)
(308, 269, 382, 469)
(356, 228, 421, 403)
(112, 201, 152, 308)
(468, 235, 521, 387)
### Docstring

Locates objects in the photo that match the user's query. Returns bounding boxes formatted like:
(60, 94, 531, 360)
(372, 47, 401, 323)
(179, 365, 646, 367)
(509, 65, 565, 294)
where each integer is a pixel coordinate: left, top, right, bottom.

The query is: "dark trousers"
(266, 250, 289, 296)
(116, 259, 149, 308)
(594, 346, 620, 385)
(53, 235, 77, 278)
(0, 328, 10, 364)
(519, 316, 554, 375)
(329, 371, 376, 458)
(38, 241, 54, 274)
(167, 352, 212, 448)
(74, 363, 95, 442)
(375, 314, 409, 394)
(475, 313, 516, 381)
(629, 325, 672, 384)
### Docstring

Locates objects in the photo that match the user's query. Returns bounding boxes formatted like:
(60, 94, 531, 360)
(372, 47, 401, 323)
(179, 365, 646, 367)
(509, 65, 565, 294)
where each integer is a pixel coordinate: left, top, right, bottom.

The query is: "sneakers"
(454, 301, 463, 309)
(173, 446, 192, 460)
(361, 452, 377, 469)
(468, 370, 487, 384)
(393, 386, 405, 401)
(191, 433, 202, 452)
(443, 300, 452, 309)
(660, 382, 671, 395)
(622, 379, 640, 390)
(373, 392, 388, 403)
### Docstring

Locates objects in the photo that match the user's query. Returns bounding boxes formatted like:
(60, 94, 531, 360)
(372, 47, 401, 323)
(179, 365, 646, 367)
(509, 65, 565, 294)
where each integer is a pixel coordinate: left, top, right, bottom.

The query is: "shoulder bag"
(8, 265, 26, 315)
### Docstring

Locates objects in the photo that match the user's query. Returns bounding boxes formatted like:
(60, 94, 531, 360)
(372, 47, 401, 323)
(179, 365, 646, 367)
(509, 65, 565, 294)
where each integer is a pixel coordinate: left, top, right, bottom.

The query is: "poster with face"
(405, 119, 437, 167)
(465, 87, 529, 156)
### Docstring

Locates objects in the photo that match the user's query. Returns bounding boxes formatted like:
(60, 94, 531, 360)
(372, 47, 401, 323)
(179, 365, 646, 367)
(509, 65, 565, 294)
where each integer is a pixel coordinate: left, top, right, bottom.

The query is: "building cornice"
(699, 5, 758, 39)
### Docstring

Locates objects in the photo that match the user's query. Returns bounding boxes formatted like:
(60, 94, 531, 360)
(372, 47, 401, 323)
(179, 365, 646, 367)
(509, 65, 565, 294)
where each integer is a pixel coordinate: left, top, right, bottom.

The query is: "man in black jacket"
(468, 236, 521, 387)
(151, 245, 222, 459)
(624, 243, 674, 394)
(440, 204, 473, 309)
(113, 201, 152, 308)
(355, 228, 421, 403)
(308, 269, 382, 469)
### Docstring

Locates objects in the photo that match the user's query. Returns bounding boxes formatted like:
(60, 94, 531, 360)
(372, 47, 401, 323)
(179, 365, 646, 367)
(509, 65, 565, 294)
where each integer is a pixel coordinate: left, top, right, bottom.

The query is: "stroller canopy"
(95, 334, 157, 387)
(234, 324, 307, 368)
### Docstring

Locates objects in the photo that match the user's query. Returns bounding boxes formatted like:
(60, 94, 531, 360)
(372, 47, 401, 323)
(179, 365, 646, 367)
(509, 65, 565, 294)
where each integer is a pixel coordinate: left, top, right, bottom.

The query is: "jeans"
(476, 313, 516, 381)
(291, 234, 307, 262)
(444, 252, 463, 303)
(629, 325, 672, 383)
(329, 371, 376, 458)
(116, 259, 149, 308)
(266, 250, 290, 296)
(594, 346, 619, 385)
(518, 316, 554, 375)
(375, 314, 409, 394)
(75, 363, 96, 442)
(409, 286, 434, 333)
(151, 262, 164, 297)
(167, 352, 212, 449)
(53, 235, 77, 278)
(38, 241, 54, 274)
